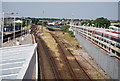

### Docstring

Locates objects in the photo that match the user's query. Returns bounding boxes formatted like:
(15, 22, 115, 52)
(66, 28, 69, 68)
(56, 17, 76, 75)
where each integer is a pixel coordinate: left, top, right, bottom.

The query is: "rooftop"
(0, 43, 37, 80)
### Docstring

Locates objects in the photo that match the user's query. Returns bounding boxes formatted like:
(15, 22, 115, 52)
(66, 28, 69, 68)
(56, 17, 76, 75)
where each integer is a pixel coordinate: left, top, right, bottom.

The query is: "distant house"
(4, 18, 14, 25)
(14, 20, 23, 23)
(47, 22, 55, 26)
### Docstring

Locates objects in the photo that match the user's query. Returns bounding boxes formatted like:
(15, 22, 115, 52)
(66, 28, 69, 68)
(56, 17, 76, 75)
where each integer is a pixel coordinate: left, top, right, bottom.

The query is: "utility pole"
(25, 19, 27, 34)
(13, 16, 16, 39)
(41, 10, 44, 34)
(21, 17, 23, 36)
(1, 12, 4, 47)
(11, 12, 18, 41)
(25, 19, 31, 34)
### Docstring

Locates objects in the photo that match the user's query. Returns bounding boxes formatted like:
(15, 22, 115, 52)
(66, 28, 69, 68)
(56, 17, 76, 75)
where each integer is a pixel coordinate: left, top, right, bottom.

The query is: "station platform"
(0, 43, 37, 80)
(3, 34, 33, 47)
(0, 33, 38, 80)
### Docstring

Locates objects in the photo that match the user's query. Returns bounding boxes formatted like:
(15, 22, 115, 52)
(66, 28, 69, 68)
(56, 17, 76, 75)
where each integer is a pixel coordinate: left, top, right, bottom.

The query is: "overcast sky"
(2, 2, 118, 20)
(1, 0, 120, 2)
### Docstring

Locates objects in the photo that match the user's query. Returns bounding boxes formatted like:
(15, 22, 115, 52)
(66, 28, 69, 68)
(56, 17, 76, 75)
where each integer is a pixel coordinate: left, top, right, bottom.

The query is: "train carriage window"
(102, 34, 103, 37)
(116, 52, 120, 57)
(101, 38, 103, 41)
(112, 49, 115, 54)
(109, 41, 112, 44)
(104, 39, 106, 42)
(116, 43, 120, 49)
(111, 37, 120, 42)
(103, 34, 109, 38)
(111, 42, 115, 46)
(97, 37, 98, 39)
(104, 45, 106, 48)
(106, 40, 109, 43)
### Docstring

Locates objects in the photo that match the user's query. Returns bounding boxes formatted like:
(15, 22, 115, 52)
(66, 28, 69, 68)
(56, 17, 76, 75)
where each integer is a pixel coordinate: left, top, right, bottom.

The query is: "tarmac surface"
(3, 34, 33, 47)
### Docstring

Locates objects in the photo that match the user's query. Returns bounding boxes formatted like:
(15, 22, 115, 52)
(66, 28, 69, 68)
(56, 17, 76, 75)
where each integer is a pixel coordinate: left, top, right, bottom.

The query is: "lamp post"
(1, 12, 4, 47)
(41, 10, 45, 34)
(13, 13, 18, 40)
(21, 17, 23, 36)
(22, 17, 25, 36)
(13, 16, 16, 39)
(26, 19, 32, 34)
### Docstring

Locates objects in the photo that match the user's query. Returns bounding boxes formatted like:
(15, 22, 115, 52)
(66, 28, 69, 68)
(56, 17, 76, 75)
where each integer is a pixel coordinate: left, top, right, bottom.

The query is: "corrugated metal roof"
(0, 43, 37, 80)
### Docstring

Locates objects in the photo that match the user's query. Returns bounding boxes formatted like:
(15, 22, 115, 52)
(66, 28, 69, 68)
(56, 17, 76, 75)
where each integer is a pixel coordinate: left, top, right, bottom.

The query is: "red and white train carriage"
(74, 26, 120, 57)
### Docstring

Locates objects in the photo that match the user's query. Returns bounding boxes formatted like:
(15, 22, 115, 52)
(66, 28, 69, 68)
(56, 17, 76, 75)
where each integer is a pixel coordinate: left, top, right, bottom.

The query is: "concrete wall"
(75, 31, 120, 80)
(23, 48, 38, 80)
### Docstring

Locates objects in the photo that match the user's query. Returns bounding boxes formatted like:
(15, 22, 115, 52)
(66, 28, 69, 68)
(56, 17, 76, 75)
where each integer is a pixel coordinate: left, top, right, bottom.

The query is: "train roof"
(76, 26, 120, 38)
(95, 30, 120, 38)
(105, 29, 120, 34)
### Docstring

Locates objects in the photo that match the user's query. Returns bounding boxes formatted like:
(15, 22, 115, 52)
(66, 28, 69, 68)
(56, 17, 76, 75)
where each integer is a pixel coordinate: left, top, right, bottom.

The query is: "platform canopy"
(0, 44, 37, 80)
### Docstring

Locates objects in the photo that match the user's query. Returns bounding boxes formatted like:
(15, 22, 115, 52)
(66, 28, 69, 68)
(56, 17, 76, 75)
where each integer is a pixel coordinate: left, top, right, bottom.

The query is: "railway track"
(50, 32, 112, 81)
(50, 32, 92, 81)
(55, 33, 108, 80)
(31, 25, 113, 81)
(35, 32, 63, 80)
(3, 30, 26, 43)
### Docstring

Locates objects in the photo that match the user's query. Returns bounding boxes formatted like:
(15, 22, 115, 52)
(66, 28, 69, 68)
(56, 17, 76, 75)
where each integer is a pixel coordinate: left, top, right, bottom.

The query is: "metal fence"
(75, 31, 120, 81)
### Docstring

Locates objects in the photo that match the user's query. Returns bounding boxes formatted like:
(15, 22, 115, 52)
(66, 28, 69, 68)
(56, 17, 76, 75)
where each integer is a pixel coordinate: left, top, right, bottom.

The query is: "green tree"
(81, 22, 88, 26)
(37, 21, 43, 25)
(31, 18, 39, 25)
(69, 31, 75, 37)
(22, 19, 26, 27)
(43, 22, 48, 26)
(94, 17, 110, 28)
(60, 25, 70, 32)
(16, 23, 21, 26)
(88, 21, 92, 26)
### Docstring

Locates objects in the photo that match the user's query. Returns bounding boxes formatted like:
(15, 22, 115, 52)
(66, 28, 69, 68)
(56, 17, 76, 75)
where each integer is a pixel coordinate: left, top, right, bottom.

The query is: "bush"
(61, 25, 75, 37)
(60, 25, 70, 32)
(37, 21, 43, 25)
(69, 31, 75, 37)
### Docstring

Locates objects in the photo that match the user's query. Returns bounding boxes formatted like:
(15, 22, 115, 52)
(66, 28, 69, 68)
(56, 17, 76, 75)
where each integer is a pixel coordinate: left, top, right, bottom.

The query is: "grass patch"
(43, 32, 51, 36)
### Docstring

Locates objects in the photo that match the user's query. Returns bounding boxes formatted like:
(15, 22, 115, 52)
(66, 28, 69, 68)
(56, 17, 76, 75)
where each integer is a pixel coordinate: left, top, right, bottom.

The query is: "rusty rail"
(50, 32, 92, 81)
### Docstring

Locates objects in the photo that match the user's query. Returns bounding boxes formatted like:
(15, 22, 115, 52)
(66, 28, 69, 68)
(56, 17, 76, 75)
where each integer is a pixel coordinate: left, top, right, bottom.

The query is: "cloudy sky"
(2, 2, 119, 20)
(1, 0, 120, 2)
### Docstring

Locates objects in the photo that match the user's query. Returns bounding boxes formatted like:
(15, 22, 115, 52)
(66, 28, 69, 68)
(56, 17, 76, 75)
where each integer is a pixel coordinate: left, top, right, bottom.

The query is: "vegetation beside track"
(60, 25, 75, 37)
